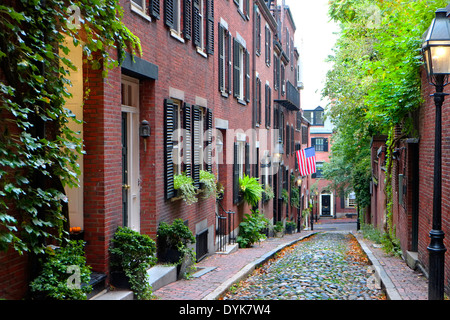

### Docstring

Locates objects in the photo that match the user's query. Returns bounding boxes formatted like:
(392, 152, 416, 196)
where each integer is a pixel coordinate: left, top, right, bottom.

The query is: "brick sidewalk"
(152, 225, 431, 300)
(152, 231, 316, 300)
(357, 235, 428, 300)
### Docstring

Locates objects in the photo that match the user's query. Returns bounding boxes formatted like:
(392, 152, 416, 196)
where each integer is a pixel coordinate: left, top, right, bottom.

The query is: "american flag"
(296, 147, 316, 177)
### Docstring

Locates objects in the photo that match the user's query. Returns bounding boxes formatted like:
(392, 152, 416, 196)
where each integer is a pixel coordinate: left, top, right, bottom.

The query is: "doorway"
(321, 194, 331, 216)
(121, 76, 140, 231)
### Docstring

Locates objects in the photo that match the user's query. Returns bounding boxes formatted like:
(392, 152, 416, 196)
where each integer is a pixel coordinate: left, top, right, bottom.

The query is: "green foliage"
(323, 0, 447, 215)
(29, 240, 91, 300)
(174, 173, 198, 205)
(110, 227, 156, 300)
(281, 188, 289, 204)
(199, 170, 217, 199)
(361, 223, 402, 257)
(263, 184, 274, 201)
(273, 221, 284, 233)
(157, 218, 196, 264)
(0, 1, 141, 255)
(236, 209, 268, 248)
(239, 175, 263, 207)
(290, 187, 300, 209)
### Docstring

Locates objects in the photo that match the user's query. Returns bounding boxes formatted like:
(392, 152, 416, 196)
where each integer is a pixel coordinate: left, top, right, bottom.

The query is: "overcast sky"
(284, 0, 340, 112)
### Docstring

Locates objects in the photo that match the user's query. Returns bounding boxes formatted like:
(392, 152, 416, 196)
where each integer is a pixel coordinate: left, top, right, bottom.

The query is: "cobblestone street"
(223, 233, 385, 300)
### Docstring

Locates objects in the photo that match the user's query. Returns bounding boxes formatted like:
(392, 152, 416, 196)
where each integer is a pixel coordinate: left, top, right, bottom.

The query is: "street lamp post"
(422, 7, 450, 300)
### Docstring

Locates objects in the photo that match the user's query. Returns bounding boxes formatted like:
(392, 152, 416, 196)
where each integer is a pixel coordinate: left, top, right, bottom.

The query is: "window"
(265, 26, 271, 66)
(164, 99, 213, 199)
(255, 76, 262, 126)
(346, 192, 356, 208)
(193, 0, 204, 50)
(233, 136, 250, 203)
(165, 0, 182, 39)
(312, 138, 328, 152)
(301, 126, 308, 145)
(256, 12, 261, 56)
(218, 23, 231, 95)
(265, 83, 271, 128)
(312, 162, 324, 179)
(233, 37, 250, 103)
(234, 0, 250, 19)
(304, 107, 324, 126)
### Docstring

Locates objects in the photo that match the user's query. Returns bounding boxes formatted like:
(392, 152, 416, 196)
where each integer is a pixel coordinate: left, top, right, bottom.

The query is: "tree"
(323, 0, 446, 221)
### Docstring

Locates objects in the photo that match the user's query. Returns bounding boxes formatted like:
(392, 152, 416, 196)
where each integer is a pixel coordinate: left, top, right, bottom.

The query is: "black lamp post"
(422, 7, 449, 300)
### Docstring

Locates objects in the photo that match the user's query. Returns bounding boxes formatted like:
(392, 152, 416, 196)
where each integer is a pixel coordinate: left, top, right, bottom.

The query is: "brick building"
(302, 107, 357, 219)
(369, 68, 450, 293)
(0, 0, 307, 299)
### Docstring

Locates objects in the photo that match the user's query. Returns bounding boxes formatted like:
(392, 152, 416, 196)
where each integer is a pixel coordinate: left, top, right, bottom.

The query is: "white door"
(121, 76, 140, 232)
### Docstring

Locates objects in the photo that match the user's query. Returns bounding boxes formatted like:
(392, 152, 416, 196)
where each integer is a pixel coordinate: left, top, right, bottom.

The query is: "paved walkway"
(152, 218, 430, 300)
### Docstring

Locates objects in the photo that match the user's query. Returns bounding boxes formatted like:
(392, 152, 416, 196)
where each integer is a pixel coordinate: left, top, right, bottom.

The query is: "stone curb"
(354, 234, 402, 300)
(202, 232, 318, 300)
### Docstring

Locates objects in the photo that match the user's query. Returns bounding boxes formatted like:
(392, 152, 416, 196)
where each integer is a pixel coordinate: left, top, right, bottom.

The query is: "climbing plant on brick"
(0, 1, 141, 255)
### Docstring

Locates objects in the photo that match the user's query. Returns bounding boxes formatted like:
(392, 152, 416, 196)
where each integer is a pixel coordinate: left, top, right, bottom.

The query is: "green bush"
(157, 218, 196, 264)
(239, 175, 263, 207)
(110, 227, 157, 300)
(30, 240, 92, 300)
(236, 210, 268, 248)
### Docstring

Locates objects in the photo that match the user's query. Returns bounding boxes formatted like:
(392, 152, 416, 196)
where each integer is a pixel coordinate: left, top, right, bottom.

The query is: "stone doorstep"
(90, 265, 177, 300)
(216, 243, 239, 255)
(405, 251, 418, 270)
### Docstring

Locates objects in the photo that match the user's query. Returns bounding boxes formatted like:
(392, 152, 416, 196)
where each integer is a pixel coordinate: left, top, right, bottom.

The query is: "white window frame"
(170, 0, 183, 41)
(130, 0, 152, 21)
(172, 99, 183, 175)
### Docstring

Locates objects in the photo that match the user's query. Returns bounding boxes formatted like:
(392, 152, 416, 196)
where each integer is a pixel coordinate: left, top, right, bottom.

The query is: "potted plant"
(30, 240, 92, 300)
(157, 219, 196, 277)
(281, 188, 289, 205)
(290, 187, 300, 209)
(286, 221, 296, 234)
(199, 170, 217, 199)
(273, 221, 284, 237)
(109, 227, 157, 300)
(236, 209, 269, 248)
(174, 172, 198, 205)
(216, 181, 225, 200)
(239, 174, 264, 207)
(262, 184, 274, 202)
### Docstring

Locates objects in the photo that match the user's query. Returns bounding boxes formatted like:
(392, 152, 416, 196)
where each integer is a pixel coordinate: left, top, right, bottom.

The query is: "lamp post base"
(427, 229, 446, 300)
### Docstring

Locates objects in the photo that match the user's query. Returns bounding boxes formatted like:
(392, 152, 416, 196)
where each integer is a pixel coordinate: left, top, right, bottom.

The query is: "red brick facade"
(0, 0, 307, 299)
(370, 68, 450, 294)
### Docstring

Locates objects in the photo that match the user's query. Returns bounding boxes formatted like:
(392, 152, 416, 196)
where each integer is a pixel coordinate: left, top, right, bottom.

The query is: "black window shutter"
(206, 0, 214, 54)
(227, 31, 232, 94)
(205, 108, 213, 173)
(245, 0, 250, 19)
(257, 78, 262, 125)
(218, 23, 224, 92)
(324, 138, 329, 152)
(193, 0, 201, 47)
(291, 126, 294, 155)
(233, 38, 240, 98)
(256, 12, 261, 54)
(233, 142, 239, 204)
(311, 137, 316, 150)
(165, 0, 175, 28)
(245, 49, 250, 102)
(192, 105, 202, 188)
(268, 86, 271, 127)
(286, 124, 290, 154)
(265, 84, 268, 127)
(184, 0, 192, 40)
(183, 103, 192, 177)
(164, 99, 176, 200)
(149, 0, 160, 19)
(245, 142, 250, 176)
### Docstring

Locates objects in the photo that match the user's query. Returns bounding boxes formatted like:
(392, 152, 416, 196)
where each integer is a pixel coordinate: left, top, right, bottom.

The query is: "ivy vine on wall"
(0, 0, 141, 255)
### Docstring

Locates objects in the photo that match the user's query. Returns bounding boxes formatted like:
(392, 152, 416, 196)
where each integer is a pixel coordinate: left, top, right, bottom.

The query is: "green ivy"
(29, 240, 92, 300)
(0, 1, 141, 255)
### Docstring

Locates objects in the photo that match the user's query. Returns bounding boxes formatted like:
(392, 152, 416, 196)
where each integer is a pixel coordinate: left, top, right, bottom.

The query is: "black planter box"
(110, 271, 131, 289)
